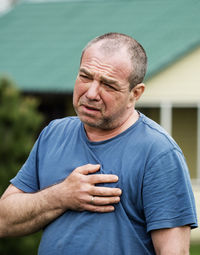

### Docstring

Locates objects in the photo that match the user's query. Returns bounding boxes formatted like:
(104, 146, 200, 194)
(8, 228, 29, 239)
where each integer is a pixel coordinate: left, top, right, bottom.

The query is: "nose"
(86, 81, 101, 101)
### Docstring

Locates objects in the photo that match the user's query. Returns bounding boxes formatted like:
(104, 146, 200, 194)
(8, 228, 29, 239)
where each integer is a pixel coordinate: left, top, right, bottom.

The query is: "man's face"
(73, 43, 135, 130)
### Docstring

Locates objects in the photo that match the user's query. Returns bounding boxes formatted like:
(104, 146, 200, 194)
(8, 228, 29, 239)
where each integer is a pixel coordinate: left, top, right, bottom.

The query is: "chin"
(80, 117, 101, 128)
(83, 118, 118, 130)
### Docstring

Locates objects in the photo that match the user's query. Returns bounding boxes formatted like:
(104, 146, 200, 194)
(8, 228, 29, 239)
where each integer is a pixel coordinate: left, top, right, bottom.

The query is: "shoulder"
(39, 116, 81, 141)
(45, 116, 80, 132)
(139, 113, 180, 151)
(137, 113, 183, 165)
(48, 116, 80, 129)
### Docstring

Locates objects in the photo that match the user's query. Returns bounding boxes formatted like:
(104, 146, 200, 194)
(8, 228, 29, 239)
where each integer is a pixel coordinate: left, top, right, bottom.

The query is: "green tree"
(0, 77, 43, 254)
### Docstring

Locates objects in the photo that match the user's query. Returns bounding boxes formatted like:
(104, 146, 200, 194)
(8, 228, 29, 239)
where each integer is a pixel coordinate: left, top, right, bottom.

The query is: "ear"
(128, 83, 145, 108)
(132, 83, 145, 101)
(127, 83, 145, 108)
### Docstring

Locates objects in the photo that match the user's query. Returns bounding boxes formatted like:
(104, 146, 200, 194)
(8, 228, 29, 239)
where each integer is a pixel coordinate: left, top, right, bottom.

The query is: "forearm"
(154, 246, 189, 255)
(151, 227, 190, 255)
(0, 184, 65, 237)
(0, 164, 121, 237)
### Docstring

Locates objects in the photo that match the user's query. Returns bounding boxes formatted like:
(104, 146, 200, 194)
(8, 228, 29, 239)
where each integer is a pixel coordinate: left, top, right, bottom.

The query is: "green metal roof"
(0, 0, 200, 92)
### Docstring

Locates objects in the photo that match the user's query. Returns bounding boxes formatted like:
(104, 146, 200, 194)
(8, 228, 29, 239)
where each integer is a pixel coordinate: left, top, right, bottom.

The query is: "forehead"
(80, 43, 132, 81)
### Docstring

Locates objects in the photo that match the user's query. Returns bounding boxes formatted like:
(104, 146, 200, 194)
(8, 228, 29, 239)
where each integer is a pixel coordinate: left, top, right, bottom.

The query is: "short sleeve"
(143, 149, 198, 232)
(10, 132, 43, 193)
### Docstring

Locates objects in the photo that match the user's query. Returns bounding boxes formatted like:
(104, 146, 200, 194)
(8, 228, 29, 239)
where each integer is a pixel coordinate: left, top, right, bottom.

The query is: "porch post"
(160, 102, 172, 135)
(197, 105, 200, 180)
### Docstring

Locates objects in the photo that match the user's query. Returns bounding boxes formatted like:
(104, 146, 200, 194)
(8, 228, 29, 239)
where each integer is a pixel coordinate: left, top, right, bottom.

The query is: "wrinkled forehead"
(80, 42, 132, 82)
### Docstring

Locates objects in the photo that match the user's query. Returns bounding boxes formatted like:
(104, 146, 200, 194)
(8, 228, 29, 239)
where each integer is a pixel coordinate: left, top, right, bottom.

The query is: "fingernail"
(118, 189, 122, 195)
(110, 206, 115, 211)
(115, 175, 119, 181)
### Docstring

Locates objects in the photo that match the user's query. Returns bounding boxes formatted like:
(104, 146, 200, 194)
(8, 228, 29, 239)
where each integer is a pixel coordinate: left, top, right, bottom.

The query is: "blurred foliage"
(0, 77, 43, 254)
(190, 243, 200, 255)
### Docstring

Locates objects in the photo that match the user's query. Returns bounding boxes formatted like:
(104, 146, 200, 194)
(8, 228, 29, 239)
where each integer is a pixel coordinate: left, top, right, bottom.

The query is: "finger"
(89, 196, 120, 206)
(75, 164, 101, 175)
(88, 174, 119, 184)
(91, 187, 122, 197)
(85, 204, 116, 213)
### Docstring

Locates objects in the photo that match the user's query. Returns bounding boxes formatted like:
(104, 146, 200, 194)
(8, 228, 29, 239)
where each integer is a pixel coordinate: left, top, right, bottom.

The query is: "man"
(0, 33, 198, 254)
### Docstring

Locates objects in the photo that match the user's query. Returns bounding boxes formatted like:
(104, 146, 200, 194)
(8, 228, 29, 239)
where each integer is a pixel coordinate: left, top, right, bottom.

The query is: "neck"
(84, 110, 139, 142)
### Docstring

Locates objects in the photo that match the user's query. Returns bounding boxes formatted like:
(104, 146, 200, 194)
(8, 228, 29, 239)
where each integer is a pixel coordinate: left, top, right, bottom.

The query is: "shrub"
(0, 77, 43, 254)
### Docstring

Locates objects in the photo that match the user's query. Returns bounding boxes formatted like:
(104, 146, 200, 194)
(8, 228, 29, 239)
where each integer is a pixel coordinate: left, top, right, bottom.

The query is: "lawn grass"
(190, 243, 200, 255)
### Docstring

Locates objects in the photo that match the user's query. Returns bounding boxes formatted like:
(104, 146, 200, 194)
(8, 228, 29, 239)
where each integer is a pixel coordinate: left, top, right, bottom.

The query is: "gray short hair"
(80, 32, 147, 90)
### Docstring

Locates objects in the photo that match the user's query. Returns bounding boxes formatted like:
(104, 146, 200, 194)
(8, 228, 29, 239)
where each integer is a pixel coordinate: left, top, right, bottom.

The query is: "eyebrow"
(100, 76, 118, 86)
(79, 67, 118, 86)
(79, 68, 93, 77)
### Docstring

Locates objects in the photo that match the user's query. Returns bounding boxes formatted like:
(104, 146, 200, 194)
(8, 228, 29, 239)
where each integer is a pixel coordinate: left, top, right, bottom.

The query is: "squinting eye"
(103, 82, 116, 90)
(80, 74, 90, 79)
(80, 75, 94, 83)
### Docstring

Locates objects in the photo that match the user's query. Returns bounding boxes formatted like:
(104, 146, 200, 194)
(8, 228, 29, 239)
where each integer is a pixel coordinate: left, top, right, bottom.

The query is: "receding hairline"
(81, 33, 136, 60)
(80, 32, 147, 89)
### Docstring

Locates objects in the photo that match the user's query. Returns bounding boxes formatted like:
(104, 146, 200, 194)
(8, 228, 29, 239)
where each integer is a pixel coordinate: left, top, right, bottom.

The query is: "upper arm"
(1, 184, 25, 200)
(151, 226, 191, 255)
(143, 149, 197, 232)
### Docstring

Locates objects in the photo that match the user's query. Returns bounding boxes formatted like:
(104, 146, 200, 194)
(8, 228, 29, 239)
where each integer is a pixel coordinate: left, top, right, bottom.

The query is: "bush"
(0, 77, 43, 254)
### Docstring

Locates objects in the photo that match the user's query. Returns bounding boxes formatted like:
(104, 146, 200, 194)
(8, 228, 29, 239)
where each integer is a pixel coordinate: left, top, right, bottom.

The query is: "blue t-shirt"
(11, 113, 198, 255)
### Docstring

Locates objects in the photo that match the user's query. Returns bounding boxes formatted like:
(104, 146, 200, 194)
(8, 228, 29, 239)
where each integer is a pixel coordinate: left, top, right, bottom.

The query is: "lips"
(81, 104, 101, 111)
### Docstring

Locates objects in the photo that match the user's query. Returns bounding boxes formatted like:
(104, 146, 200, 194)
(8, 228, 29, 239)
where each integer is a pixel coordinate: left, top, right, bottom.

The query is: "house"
(0, 0, 199, 241)
(2, 0, 199, 174)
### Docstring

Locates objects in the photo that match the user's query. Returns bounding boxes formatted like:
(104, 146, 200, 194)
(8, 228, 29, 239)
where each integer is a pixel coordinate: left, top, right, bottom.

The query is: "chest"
(38, 136, 146, 210)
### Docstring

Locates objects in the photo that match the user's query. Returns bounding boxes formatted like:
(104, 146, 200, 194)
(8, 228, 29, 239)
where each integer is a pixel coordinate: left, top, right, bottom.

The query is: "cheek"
(100, 91, 120, 110)
(102, 90, 125, 104)
(105, 94, 130, 114)
(73, 82, 87, 103)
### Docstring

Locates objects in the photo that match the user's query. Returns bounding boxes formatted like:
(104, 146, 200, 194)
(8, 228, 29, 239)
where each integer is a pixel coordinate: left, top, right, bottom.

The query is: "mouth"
(82, 104, 100, 112)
